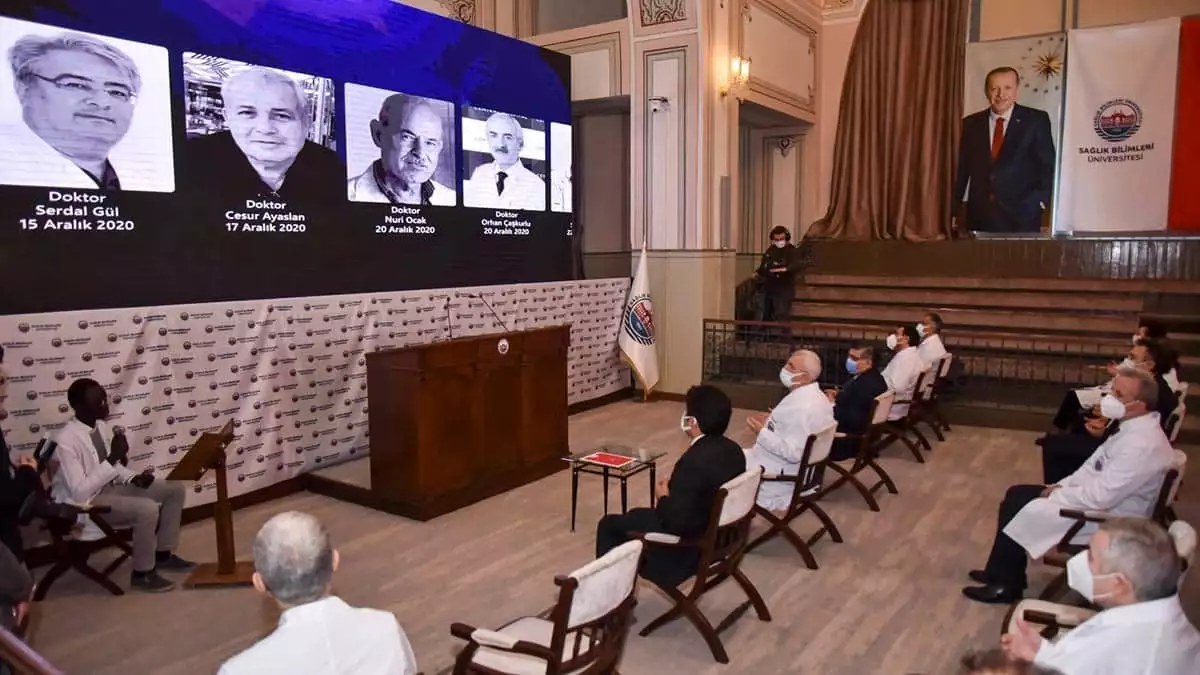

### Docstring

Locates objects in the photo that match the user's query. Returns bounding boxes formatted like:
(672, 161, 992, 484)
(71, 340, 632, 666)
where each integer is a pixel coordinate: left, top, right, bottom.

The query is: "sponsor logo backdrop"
(0, 278, 630, 506)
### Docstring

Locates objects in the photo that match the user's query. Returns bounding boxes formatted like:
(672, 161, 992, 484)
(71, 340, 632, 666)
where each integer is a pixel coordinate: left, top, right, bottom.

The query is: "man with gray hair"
(217, 511, 418, 675)
(963, 368, 1176, 605)
(1002, 517, 1200, 673)
(348, 93, 455, 206)
(744, 349, 835, 509)
(186, 66, 342, 211)
(463, 111, 546, 210)
(4, 31, 141, 190)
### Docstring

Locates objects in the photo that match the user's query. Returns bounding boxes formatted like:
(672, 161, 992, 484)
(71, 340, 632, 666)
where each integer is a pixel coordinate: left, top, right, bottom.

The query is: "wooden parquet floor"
(22, 400, 1199, 675)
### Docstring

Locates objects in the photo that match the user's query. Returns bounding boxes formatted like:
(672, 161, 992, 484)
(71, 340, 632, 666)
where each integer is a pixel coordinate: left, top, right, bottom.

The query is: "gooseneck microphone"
(461, 292, 511, 334)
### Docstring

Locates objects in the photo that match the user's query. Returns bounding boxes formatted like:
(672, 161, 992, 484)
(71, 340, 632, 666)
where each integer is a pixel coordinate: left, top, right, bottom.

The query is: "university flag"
(1168, 17, 1200, 231)
(1055, 18, 1180, 232)
(618, 245, 659, 397)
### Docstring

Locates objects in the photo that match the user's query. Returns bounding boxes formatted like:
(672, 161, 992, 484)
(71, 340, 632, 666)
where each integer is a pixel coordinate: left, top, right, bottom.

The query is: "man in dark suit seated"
(954, 66, 1056, 234)
(594, 385, 746, 589)
(1040, 340, 1180, 484)
(827, 342, 890, 463)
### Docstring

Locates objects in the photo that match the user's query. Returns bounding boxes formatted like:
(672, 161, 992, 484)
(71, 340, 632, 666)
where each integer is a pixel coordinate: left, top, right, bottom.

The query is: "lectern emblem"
(497, 338, 510, 355)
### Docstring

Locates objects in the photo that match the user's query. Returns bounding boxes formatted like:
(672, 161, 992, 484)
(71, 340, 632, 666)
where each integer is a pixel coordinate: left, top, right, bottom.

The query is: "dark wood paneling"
(806, 236, 1200, 280)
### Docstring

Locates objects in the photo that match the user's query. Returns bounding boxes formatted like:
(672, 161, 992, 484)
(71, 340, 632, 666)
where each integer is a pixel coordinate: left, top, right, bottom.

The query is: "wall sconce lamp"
(720, 56, 751, 99)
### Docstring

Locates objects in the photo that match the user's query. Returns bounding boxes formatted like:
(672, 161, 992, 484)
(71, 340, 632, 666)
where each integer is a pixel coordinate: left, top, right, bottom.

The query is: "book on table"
(579, 451, 637, 469)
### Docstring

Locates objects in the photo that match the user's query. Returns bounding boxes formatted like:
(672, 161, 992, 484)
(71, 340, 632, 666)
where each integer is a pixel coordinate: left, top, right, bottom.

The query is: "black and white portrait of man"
(344, 83, 456, 207)
(0, 17, 174, 192)
(461, 107, 546, 211)
(181, 54, 342, 210)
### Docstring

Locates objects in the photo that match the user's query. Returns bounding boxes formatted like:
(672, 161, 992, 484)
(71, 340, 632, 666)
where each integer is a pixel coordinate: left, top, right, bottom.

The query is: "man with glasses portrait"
(6, 32, 141, 190)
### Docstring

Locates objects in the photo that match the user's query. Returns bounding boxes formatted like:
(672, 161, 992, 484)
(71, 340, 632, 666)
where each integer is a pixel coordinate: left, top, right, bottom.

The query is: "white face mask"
(886, 334, 899, 351)
(779, 367, 798, 388)
(680, 414, 694, 433)
(773, 240, 786, 248)
(1099, 394, 1127, 421)
(1066, 550, 1119, 604)
(1132, 334, 1141, 346)
(915, 323, 926, 339)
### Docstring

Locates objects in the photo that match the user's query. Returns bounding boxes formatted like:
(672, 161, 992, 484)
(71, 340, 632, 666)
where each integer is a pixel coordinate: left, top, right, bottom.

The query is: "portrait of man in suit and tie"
(954, 66, 1056, 234)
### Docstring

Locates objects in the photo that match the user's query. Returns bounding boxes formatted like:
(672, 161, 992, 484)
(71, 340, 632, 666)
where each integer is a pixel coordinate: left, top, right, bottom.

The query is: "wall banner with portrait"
(959, 33, 1065, 234)
(0, 1, 576, 316)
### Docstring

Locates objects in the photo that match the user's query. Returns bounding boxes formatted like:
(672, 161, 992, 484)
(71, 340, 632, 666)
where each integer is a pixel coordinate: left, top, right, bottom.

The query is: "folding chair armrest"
(1058, 508, 1113, 524)
(450, 622, 478, 641)
(84, 505, 112, 514)
(450, 624, 556, 659)
(761, 473, 798, 483)
(638, 532, 699, 549)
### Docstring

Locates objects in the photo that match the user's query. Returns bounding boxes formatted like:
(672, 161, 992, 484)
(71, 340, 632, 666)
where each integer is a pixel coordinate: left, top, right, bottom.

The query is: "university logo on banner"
(1056, 18, 1180, 232)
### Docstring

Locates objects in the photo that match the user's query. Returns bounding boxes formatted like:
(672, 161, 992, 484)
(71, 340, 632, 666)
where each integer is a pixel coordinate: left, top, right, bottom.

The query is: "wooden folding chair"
(878, 368, 935, 463)
(746, 422, 842, 570)
(34, 505, 133, 600)
(917, 354, 954, 440)
(25, 442, 134, 600)
(1036, 450, 1186, 601)
(818, 391, 899, 512)
(637, 469, 770, 664)
(450, 540, 641, 675)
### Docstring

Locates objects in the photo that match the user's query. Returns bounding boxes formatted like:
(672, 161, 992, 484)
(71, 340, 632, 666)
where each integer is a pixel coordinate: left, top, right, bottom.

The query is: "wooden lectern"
(363, 326, 570, 520)
(165, 419, 255, 588)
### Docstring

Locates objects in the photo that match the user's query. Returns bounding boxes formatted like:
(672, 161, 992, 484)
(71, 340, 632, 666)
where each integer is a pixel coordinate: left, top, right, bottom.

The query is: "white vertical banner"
(1056, 18, 1180, 233)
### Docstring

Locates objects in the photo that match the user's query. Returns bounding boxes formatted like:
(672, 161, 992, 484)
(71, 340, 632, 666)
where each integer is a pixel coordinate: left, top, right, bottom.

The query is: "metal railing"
(703, 319, 1115, 413)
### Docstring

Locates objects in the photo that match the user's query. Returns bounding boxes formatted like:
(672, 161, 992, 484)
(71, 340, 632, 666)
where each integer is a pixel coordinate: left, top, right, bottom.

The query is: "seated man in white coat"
(962, 368, 1175, 604)
(218, 511, 419, 675)
(745, 350, 835, 508)
(883, 324, 926, 420)
(1002, 517, 1200, 675)
(917, 311, 948, 367)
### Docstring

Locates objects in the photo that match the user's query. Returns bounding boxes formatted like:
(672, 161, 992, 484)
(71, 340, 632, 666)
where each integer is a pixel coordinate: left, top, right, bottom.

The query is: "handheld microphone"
(463, 292, 511, 333)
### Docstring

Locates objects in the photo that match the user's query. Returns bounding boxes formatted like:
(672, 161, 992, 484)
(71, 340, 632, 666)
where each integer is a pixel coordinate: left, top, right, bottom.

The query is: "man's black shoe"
(961, 584, 1023, 605)
(155, 554, 197, 572)
(968, 569, 992, 584)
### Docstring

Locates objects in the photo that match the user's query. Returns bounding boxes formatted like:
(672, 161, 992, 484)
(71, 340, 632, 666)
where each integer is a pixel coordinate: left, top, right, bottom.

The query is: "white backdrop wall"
(0, 278, 631, 507)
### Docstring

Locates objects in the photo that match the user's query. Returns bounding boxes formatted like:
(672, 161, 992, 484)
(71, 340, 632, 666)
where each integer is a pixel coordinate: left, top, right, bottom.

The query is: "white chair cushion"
(1169, 521, 1197, 568)
(871, 391, 895, 425)
(718, 468, 761, 526)
(566, 540, 640, 629)
(469, 616, 589, 675)
(806, 421, 838, 465)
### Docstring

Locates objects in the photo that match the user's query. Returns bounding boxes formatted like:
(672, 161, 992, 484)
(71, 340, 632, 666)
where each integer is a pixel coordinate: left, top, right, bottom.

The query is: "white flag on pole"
(618, 246, 659, 396)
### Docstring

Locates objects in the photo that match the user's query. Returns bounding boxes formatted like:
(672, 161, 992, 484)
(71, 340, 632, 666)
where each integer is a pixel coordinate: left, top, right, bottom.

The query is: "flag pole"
(640, 234, 648, 403)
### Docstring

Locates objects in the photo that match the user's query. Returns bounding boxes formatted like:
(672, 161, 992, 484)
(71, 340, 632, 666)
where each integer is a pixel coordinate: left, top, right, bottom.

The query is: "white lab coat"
(463, 160, 546, 210)
(917, 333, 947, 368)
(744, 382, 835, 511)
(882, 347, 925, 420)
(1003, 412, 1176, 558)
(0, 120, 173, 192)
(218, 596, 418, 675)
(1033, 595, 1200, 675)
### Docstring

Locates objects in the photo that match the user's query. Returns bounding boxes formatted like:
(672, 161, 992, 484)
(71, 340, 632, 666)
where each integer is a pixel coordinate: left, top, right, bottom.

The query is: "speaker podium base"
(183, 560, 256, 589)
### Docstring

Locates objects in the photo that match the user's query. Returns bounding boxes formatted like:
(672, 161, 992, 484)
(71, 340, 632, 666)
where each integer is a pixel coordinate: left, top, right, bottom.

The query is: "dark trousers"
(983, 484, 1044, 589)
(1041, 433, 1102, 484)
(761, 284, 792, 323)
(596, 509, 698, 589)
(596, 508, 663, 559)
(1052, 391, 1085, 431)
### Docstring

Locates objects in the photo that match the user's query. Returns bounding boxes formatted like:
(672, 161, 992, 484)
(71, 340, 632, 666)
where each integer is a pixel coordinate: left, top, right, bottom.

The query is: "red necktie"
(991, 117, 1005, 160)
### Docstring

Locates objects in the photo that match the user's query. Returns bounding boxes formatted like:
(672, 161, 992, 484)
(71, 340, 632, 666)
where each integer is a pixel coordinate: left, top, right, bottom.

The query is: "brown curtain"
(809, 0, 968, 241)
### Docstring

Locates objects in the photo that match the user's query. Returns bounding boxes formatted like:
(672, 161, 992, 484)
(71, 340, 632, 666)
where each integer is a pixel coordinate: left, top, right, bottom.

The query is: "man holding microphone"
(52, 378, 193, 592)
